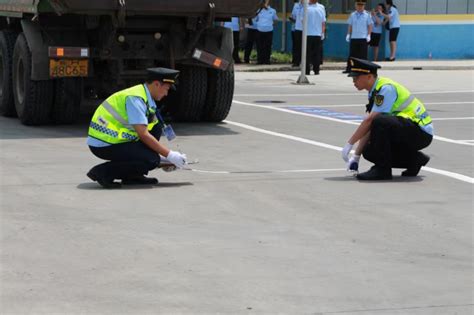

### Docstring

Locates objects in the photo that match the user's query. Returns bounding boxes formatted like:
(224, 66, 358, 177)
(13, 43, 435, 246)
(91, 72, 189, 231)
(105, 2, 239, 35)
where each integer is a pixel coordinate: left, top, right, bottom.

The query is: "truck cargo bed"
(0, 0, 259, 18)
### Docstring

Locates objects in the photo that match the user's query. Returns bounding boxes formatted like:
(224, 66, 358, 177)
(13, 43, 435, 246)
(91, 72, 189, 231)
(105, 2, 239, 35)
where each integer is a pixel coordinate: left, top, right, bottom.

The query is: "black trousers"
(320, 38, 324, 65)
(244, 28, 258, 63)
(363, 115, 433, 169)
(256, 31, 273, 64)
(88, 126, 162, 180)
(306, 35, 322, 74)
(232, 31, 241, 63)
(346, 38, 368, 71)
(291, 31, 297, 64)
(293, 30, 302, 65)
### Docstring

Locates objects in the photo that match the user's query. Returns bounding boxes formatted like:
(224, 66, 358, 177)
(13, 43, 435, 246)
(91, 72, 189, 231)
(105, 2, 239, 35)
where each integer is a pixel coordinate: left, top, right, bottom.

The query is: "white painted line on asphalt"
(224, 120, 474, 184)
(233, 100, 361, 125)
(431, 117, 474, 121)
(234, 90, 474, 97)
(422, 167, 474, 184)
(273, 101, 474, 108)
(224, 120, 342, 151)
(186, 168, 346, 174)
(233, 100, 474, 146)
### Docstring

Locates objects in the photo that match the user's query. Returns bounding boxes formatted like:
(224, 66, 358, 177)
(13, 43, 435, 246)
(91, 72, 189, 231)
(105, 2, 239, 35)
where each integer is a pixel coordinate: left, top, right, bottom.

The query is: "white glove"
(347, 155, 360, 172)
(366, 34, 371, 43)
(346, 34, 350, 42)
(166, 150, 187, 168)
(321, 33, 325, 41)
(341, 143, 353, 162)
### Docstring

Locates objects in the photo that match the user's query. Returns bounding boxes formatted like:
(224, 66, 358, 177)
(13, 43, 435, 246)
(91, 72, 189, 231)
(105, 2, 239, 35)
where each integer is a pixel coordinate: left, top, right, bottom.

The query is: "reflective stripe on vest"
(375, 77, 432, 127)
(88, 85, 159, 144)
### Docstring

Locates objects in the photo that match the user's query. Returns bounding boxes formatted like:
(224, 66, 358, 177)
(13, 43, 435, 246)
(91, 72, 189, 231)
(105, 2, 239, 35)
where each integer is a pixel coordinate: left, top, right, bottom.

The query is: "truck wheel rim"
(15, 57, 24, 104)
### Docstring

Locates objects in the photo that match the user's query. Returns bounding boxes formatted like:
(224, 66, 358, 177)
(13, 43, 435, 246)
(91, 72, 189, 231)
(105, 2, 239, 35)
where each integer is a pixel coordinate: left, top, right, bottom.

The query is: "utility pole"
(296, 0, 311, 84)
(281, 0, 287, 52)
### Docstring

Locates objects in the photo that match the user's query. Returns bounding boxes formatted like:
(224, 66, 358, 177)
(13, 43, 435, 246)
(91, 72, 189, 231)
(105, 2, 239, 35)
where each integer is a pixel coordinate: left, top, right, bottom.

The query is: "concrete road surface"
(1, 69, 473, 314)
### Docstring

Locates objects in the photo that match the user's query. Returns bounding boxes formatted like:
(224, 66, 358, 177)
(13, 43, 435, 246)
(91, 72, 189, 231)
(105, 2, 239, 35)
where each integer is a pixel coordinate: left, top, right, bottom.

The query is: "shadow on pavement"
(77, 181, 194, 190)
(0, 117, 239, 140)
(324, 176, 425, 183)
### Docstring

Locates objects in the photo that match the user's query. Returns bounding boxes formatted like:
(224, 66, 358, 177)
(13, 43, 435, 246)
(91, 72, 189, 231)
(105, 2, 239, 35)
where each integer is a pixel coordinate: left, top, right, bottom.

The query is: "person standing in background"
(223, 17, 243, 64)
(343, 0, 372, 73)
(305, 0, 326, 75)
(256, 0, 279, 65)
(292, 0, 304, 67)
(289, 0, 302, 67)
(244, 16, 258, 63)
(317, 0, 327, 65)
(383, 0, 400, 61)
(370, 3, 386, 61)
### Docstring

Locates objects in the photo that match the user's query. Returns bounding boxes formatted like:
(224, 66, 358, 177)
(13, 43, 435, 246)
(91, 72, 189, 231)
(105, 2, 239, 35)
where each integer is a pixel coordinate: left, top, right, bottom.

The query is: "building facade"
(268, 0, 474, 59)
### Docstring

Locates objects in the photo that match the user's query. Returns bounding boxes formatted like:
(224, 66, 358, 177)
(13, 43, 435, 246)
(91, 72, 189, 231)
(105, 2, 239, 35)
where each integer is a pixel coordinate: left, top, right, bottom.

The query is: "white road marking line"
(233, 100, 361, 125)
(224, 120, 474, 184)
(234, 90, 474, 97)
(422, 167, 474, 184)
(233, 100, 474, 146)
(341, 117, 474, 122)
(185, 168, 346, 174)
(269, 101, 474, 108)
(431, 117, 474, 121)
(224, 120, 342, 151)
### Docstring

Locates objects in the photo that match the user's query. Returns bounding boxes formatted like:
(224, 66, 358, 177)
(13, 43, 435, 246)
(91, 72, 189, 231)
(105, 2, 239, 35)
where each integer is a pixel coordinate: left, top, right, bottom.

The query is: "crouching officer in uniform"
(342, 57, 434, 180)
(86, 68, 187, 188)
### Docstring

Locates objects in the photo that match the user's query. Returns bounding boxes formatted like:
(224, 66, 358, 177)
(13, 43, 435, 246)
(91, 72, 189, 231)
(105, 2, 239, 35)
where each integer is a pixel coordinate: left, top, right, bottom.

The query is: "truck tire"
(0, 30, 18, 117)
(202, 69, 234, 122)
(171, 65, 207, 122)
(12, 33, 53, 125)
(52, 78, 83, 124)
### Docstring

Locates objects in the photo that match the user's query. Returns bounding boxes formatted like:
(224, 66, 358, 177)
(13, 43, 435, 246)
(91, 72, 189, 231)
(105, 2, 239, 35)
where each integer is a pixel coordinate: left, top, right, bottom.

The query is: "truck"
(0, 0, 259, 125)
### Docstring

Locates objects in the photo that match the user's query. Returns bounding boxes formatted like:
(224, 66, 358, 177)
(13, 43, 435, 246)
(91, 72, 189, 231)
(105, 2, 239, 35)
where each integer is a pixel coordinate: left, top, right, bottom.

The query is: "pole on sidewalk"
(296, 0, 310, 84)
(281, 0, 287, 52)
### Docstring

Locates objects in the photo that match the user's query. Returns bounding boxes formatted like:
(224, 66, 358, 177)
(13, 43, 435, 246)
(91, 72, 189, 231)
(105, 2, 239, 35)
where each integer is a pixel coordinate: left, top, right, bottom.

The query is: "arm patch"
(375, 95, 384, 106)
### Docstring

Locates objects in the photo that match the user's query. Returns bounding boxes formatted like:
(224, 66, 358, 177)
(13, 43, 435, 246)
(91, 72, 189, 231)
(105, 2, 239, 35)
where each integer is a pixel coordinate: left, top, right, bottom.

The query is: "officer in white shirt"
(343, 0, 372, 73)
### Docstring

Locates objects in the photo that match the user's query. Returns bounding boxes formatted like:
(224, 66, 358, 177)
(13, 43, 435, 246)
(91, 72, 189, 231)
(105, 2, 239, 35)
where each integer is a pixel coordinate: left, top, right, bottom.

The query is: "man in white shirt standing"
(304, 0, 326, 75)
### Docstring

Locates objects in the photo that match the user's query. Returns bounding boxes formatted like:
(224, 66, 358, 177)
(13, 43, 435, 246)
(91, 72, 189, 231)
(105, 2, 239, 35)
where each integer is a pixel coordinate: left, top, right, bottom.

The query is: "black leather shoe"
(356, 166, 392, 180)
(342, 70, 350, 74)
(122, 176, 159, 185)
(402, 153, 430, 177)
(87, 170, 121, 188)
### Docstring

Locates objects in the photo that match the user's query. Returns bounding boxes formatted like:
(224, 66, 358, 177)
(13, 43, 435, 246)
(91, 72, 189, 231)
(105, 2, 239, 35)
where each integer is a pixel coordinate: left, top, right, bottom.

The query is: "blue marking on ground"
(285, 106, 364, 121)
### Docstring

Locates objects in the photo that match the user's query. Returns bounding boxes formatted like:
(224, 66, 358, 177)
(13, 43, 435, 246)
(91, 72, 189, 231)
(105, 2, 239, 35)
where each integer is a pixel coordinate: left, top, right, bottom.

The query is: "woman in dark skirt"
(370, 3, 386, 61)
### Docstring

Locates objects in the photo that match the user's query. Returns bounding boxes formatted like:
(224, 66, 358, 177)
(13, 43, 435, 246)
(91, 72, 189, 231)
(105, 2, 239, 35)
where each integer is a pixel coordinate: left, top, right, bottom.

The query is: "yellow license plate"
(49, 59, 88, 78)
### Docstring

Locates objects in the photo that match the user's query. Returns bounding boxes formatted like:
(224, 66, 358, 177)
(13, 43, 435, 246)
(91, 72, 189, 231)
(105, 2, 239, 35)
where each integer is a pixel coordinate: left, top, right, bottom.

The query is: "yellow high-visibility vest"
(88, 85, 159, 144)
(375, 77, 432, 126)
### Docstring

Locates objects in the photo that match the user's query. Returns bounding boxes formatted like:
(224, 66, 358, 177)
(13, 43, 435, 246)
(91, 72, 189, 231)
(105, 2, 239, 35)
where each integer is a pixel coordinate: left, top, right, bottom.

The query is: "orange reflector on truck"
(49, 47, 89, 78)
(192, 48, 229, 71)
(49, 47, 89, 58)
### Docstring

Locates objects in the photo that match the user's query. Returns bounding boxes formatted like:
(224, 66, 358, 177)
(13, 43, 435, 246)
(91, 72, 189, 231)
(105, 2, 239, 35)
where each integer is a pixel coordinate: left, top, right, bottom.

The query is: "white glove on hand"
(341, 143, 353, 162)
(321, 33, 325, 41)
(346, 34, 351, 42)
(366, 34, 371, 43)
(347, 155, 360, 172)
(166, 150, 187, 168)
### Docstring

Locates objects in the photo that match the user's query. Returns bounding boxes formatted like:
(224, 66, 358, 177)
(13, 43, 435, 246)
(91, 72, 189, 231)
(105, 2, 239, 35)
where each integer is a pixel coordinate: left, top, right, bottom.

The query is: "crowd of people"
(224, 0, 401, 72)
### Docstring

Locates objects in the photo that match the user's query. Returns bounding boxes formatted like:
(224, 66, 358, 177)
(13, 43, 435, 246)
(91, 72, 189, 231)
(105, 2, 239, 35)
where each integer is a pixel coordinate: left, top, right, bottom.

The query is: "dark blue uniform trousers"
(363, 115, 432, 169)
(88, 126, 161, 180)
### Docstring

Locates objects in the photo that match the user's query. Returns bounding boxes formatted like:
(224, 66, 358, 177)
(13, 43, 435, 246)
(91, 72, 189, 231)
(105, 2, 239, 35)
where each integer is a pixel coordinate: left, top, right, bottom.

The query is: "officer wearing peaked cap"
(86, 67, 187, 188)
(342, 57, 434, 180)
